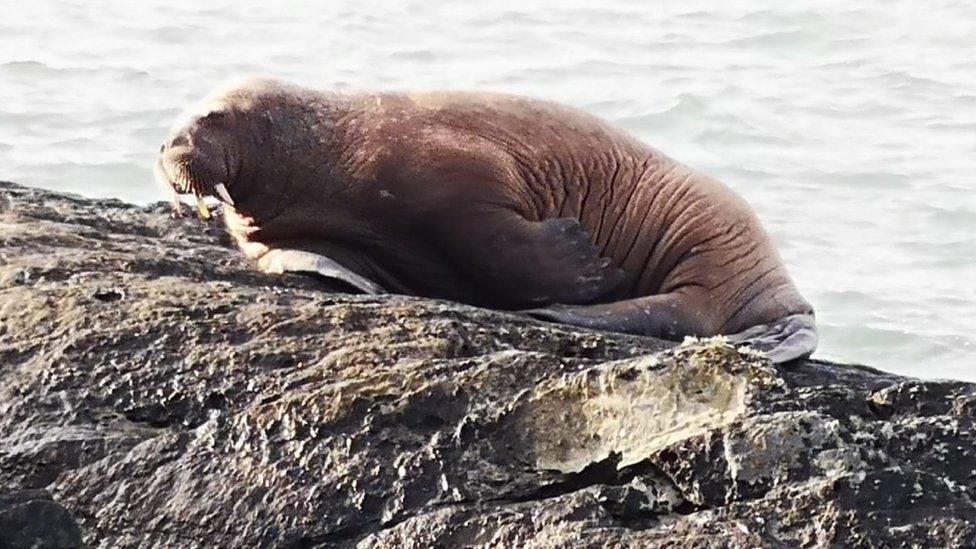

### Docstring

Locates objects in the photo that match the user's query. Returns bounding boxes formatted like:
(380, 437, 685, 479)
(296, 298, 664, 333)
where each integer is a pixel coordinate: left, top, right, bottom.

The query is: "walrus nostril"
(159, 143, 165, 153)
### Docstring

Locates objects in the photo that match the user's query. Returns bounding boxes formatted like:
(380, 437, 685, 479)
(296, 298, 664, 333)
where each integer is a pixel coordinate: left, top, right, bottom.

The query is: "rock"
(0, 180, 974, 548)
(0, 490, 83, 548)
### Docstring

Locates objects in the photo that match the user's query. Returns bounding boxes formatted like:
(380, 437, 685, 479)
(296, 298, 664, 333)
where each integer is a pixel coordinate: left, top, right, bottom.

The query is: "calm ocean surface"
(2, 1, 973, 379)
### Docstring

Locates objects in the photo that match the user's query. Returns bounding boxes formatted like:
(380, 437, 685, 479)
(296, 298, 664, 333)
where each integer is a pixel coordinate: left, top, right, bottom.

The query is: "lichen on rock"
(514, 340, 779, 473)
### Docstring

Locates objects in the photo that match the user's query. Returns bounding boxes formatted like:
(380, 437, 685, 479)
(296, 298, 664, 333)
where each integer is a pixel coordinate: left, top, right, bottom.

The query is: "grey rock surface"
(1, 181, 974, 547)
(0, 490, 83, 549)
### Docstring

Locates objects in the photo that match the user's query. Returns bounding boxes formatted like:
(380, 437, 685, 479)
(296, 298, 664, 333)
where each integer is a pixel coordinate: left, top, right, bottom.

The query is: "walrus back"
(400, 93, 818, 341)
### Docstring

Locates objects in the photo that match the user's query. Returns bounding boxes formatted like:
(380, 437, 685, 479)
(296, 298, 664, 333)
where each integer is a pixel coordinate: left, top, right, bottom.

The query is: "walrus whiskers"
(194, 194, 211, 219)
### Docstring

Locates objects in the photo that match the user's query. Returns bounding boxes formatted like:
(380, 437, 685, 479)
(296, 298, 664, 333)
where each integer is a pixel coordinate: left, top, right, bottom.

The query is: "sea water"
(1, 0, 973, 379)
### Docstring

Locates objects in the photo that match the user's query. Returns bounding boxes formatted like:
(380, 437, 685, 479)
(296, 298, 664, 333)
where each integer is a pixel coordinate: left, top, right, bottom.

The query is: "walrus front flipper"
(726, 313, 818, 364)
(436, 213, 625, 307)
(525, 218, 627, 303)
(257, 249, 385, 295)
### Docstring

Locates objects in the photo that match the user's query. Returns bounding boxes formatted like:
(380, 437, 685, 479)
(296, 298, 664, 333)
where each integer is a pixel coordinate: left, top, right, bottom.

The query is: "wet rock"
(1, 181, 974, 547)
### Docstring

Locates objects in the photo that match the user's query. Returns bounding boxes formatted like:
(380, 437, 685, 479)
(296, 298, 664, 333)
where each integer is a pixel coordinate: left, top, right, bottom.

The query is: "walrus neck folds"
(231, 99, 354, 226)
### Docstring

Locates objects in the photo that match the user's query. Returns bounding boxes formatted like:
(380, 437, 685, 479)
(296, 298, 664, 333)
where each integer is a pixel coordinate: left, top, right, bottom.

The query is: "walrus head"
(156, 109, 240, 219)
(156, 77, 337, 221)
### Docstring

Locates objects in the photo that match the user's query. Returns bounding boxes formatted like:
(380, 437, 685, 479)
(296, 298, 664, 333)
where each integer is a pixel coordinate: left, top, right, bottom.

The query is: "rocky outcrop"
(1, 181, 974, 547)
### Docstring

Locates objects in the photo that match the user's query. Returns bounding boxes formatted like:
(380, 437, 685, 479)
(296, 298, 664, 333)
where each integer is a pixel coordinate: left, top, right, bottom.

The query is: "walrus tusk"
(195, 195, 211, 219)
(214, 183, 234, 206)
(170, 187, 184, 218)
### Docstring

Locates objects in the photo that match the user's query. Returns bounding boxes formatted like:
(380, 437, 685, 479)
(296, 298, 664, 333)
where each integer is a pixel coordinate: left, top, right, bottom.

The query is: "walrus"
(155, 77, 817, 363)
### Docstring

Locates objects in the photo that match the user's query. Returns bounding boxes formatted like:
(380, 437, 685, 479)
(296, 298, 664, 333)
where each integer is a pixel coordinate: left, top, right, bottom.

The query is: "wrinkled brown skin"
(157, 78, 817, 362)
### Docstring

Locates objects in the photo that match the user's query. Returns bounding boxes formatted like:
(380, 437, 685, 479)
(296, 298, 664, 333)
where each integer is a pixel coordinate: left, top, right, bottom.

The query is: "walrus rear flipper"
(525, 297, 817, 365)
(523, 293, 700, 341)
(257, 249, 385, 295)
(726, 313, 818, 364)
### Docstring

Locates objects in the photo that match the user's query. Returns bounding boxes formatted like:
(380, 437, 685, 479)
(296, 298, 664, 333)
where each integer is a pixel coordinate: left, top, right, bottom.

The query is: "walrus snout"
(156, 114, 238, 218)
